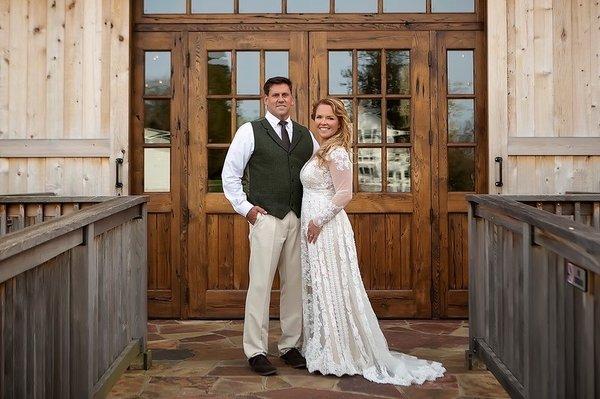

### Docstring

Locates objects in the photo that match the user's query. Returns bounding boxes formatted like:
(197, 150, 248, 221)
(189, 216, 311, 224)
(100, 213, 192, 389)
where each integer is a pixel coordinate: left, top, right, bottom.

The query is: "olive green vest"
(245, 118, 313, 219)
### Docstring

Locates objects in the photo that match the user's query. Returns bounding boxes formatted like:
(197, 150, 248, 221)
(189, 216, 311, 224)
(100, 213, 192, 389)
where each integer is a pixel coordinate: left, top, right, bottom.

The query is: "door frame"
(131, 1, 488, 319)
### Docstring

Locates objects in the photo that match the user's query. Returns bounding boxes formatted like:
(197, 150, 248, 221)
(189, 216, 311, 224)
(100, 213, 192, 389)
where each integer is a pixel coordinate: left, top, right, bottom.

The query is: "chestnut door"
(186, 32, 309, 317)
(132, 32, 185, 318)
(310, 31, 433, 318)
(432, 31, 487, 318)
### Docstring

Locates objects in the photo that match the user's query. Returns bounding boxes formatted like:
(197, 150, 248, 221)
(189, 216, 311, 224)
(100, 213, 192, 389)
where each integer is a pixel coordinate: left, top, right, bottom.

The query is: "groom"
(222, 77, 318, 375)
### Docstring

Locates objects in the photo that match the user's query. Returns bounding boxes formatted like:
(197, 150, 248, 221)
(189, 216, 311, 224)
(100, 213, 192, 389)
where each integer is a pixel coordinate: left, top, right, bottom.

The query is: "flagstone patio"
(108, 320, 508, 398)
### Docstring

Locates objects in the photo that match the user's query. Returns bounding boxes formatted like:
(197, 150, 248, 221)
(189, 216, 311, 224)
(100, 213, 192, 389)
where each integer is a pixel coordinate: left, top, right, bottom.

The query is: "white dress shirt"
(222, 111, 320, 217)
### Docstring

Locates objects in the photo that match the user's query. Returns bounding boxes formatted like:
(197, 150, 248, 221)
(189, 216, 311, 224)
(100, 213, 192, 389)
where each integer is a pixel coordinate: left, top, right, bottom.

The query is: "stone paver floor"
(109, 320, 508, 398)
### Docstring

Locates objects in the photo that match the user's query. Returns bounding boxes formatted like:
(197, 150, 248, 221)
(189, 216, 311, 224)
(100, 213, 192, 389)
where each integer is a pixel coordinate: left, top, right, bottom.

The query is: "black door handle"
(495, 156, 503, 187)
(115, 158, 124, 189)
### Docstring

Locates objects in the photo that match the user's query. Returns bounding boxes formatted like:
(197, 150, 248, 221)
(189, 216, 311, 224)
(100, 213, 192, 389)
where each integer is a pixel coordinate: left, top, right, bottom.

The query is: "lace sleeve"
(313, 148, 353, 227)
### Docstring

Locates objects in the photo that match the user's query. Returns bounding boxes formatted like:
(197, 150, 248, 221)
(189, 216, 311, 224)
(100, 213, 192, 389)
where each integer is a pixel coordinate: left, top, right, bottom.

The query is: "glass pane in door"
(144, 100, 171, 143)
(144, 0, 185, 14)
(384, 0, 425, 12)
(358, 99, 382, 143)
(387, 148, 411, 192)
(357, 50, 382, 94)
(145, 52, 171, 95)
(386, 50, 410, 94)
(192, 0, 234, 13)
(358, 148, 382, 192)
(336, 0, 377, 13)
(287, 0, 329, 12)
(265, 51, 289, 78)
(386, 99, 410, 143)
(144, 148, 171, 192)
(208, 52, 232, 95)
(237, 52, 260, 95)
(448, 148, 475, 191)
(432, 0, 474, 12)
(448, 50, 474, 94)
(329, 51, 353, 95)
(239, 0, 281, 13)
(448, 99, 474, 143)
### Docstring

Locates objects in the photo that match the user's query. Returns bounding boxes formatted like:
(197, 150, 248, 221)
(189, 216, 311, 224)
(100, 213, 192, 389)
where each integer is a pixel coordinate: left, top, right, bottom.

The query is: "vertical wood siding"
(489, 0, 600, 194)
(0, 0, 129, 195)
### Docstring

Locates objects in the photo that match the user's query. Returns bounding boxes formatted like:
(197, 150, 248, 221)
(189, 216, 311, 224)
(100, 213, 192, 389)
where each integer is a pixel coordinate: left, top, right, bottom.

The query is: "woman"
(300, 98, 445, 385)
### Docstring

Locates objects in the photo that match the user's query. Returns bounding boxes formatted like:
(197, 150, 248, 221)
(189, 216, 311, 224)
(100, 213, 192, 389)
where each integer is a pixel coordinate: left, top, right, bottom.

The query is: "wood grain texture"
(0, 196, 147, 398)
(492, 0, 600, 195)
(469, 194, 600, 398)
(0, 0, 129, 196)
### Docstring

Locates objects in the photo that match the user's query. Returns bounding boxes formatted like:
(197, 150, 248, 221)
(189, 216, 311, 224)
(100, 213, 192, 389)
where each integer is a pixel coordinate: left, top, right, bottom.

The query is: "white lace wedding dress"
(299, 147, 446, 385)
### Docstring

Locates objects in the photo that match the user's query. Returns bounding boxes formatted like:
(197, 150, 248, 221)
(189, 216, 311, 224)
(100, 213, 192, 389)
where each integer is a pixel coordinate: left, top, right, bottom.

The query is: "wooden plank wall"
(0, 0, 130, 195)
(488, 0, 600, 194)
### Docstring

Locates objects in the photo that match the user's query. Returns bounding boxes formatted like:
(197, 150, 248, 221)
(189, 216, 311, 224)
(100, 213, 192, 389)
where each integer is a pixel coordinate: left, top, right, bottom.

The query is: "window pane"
(144, 0, 185, 13)
(341, 99, 353, 121)
(358, 50, 381, 94)
(336, 0, 377, 13)
(448, 148, 475, 191)
(384, 0, 425, 12)
(358, 99, 382, 143)
(208, 100, 232, 143)
(208, 149, 228, 192)
(386, 99, 410, 143)
(358, 148, 382, 192)
(239, 0, 281, 13)
(329, 51, 353, 95)
(236, 100, 260, 128)
(448, 99, 475, 143)
(208, 52, 232, 95)
(145, 52, 171, 95)
(387, 148, 411, 192)
(144, 148, 170, 192)
(192, 0, 234, 13)
(432, 0, 474, 12)
(287, 0, 329, 13)
(448, 50, 474, 94)
(237, 51, 260, 95)
(386, 50, 410, 94)
(144, 100, 171, 144)
(265, 51, 289, 79)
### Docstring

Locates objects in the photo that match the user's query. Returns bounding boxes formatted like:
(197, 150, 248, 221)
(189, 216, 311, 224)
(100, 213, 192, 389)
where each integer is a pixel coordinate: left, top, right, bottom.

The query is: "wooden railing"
(467, 195, 600, 399)
(0, 195, 150, 398)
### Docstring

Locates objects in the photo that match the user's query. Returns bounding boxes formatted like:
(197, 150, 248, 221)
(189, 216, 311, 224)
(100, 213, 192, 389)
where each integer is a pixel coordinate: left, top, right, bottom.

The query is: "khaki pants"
(243, 211, 303, 359)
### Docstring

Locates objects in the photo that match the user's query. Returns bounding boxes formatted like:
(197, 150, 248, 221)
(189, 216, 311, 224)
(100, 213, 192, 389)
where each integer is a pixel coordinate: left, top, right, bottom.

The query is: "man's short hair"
(264, 76, 293, 95)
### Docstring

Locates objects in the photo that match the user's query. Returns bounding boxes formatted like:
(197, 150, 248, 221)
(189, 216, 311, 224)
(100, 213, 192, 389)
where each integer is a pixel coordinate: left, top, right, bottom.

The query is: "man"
(222, 76, 319, 375)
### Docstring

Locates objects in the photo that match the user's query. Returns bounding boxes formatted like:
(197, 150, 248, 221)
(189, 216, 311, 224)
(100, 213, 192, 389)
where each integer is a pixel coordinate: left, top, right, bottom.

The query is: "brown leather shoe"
(280, 348, 307, 369)
(248, 354, 277, 376)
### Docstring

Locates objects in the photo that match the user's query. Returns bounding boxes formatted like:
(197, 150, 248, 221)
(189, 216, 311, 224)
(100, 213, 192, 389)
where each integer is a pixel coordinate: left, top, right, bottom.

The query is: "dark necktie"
(279, 120, 290, 151)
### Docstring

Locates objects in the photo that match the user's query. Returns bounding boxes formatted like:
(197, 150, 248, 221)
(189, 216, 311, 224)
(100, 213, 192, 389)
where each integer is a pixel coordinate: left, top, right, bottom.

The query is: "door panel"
(432, 31, 487, 318)
(187, 32, 309, 317)
(132, 32, 184, 318)
(310, 31, 432, 318)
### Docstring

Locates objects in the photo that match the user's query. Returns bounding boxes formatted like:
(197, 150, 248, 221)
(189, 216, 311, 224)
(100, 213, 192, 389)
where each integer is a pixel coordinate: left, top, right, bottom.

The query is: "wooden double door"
(133, 29, 485, 319)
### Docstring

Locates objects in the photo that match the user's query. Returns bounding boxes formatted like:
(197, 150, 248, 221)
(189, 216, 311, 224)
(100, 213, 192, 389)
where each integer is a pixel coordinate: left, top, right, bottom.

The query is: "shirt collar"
(265, 110, 292, 127)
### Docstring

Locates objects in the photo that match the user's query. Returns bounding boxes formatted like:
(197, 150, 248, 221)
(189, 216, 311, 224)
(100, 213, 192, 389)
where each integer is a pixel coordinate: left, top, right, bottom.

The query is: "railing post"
(521, 222, 531, 399)
(132, 203, 150, 369)
(70, 223, 97, 398)
(467, 201, 477, 369)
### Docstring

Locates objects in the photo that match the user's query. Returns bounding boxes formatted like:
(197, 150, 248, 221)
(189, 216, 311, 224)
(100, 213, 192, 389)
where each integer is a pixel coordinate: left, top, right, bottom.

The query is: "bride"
(300, 98, 445, 385)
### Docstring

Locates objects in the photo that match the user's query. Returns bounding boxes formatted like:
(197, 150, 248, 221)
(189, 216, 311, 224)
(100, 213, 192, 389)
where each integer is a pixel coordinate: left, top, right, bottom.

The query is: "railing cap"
(467, 194, 600, 256)
(0, 196, 148, 261)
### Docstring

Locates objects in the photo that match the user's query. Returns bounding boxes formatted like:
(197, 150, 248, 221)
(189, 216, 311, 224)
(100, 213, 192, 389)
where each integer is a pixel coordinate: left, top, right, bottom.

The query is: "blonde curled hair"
(311, 98, 352, 166)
